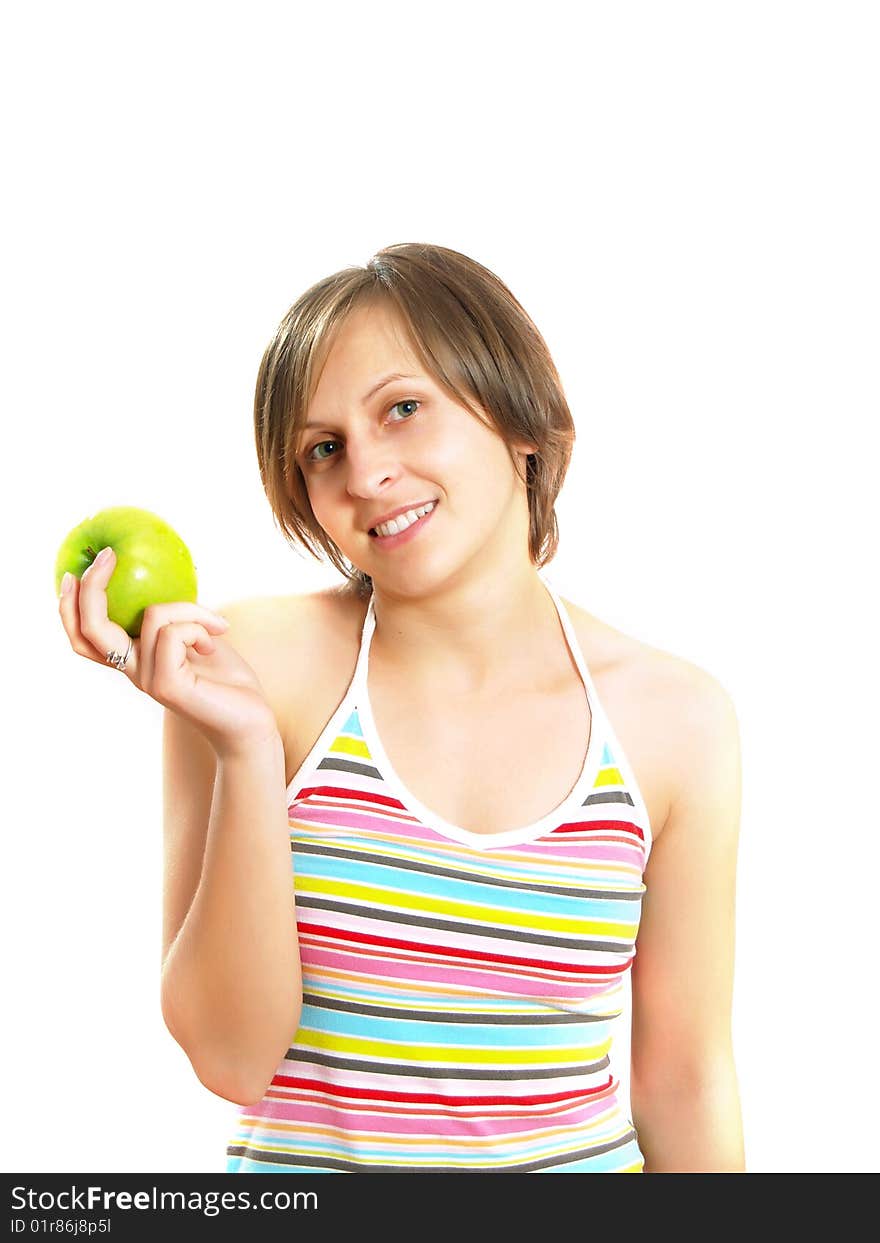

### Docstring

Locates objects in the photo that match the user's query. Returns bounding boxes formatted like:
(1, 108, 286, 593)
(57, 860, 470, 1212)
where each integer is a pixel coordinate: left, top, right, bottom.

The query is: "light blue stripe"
(340, 709, 363, 738)
(300, 985, 591, 1016)
(539, 1136, 644, 1173)
(294, 853, 639, 923)
(297, 1002, 609, 1049)
(293, 827, 632, 892)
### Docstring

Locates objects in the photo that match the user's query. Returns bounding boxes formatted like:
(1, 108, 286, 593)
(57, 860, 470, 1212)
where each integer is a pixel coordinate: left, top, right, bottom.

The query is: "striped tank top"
(226, 571, 653, 1173)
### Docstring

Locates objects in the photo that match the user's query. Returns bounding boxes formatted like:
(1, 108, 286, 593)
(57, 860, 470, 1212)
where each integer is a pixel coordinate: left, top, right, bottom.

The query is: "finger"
(74, 547, 229, 686)
(59, 562, 127, 667)
(76, 547, 142, 679)
(150, 621, 216, 701)
(137, 603, 229, 689)
(59, 570, 94, 658)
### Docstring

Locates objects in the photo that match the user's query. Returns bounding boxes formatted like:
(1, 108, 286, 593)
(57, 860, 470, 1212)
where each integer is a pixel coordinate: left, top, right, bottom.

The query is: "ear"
(511, 438, 539, 457)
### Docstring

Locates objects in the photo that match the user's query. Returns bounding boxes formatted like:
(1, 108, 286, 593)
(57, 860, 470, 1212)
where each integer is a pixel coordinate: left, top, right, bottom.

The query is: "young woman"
(58, 243, 745, 1173)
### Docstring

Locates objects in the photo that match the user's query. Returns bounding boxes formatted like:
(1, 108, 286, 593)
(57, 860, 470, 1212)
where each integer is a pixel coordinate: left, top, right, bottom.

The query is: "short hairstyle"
(253, 242, 576, 594)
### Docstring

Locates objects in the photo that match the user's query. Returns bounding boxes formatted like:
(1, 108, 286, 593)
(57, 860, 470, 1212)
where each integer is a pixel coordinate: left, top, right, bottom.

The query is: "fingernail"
(60, 572, 74, 596)
(95, 547, 114, 566)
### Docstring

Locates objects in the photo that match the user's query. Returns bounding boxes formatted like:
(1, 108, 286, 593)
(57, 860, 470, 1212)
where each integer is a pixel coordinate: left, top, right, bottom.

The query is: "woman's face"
(295, 302, 535, 594)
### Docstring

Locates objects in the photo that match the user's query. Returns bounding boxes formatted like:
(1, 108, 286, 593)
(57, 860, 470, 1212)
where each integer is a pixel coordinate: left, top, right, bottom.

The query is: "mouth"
(368, 499, 439, 538)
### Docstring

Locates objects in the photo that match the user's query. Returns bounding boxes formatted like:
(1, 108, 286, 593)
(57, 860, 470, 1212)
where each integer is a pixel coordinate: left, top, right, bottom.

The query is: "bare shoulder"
(213, 585, 355, 642)
(561, 597, 740, 840)
(214, 582, 368, 693)
(214, 583, 369, 783)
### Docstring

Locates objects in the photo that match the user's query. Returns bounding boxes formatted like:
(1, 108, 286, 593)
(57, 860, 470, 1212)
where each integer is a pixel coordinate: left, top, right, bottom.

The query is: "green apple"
(54, 506, 198, 637)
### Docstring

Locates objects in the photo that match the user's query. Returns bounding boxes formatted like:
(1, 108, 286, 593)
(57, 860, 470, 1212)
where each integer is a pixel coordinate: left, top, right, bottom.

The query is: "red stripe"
(270, 1074, 615, 1107)
(293, 784, 407, 812)
(550, 818, 646, 841)
(297, 921, 629, 975)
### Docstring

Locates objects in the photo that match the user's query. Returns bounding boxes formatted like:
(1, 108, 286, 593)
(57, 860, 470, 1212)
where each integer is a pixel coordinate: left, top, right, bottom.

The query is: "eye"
(305, 439, 341, 463)
(388, 398, 420, 421)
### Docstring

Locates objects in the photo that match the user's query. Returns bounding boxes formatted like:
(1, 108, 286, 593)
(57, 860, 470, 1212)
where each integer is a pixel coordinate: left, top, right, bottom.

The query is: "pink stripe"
(299, 945, 619, 1001)
(292, 806, 419, 835)
(550, 843, 643, 864)
(293, 813, 645, 872)
(252, 1093, 619, 1137)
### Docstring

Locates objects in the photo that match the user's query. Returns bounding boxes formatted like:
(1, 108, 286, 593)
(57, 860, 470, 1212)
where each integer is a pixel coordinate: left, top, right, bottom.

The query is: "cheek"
(447, 430, 512, 487)
(422, 420, 481, 479)
(302, 477, 337, 529)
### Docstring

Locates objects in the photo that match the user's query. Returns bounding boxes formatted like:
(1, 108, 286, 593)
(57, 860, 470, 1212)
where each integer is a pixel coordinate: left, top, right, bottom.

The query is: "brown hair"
(253, 242, 576, 593)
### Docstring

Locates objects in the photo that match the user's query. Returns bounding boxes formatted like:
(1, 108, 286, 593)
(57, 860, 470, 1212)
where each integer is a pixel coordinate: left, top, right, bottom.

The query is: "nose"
(343, 431, 402, 500)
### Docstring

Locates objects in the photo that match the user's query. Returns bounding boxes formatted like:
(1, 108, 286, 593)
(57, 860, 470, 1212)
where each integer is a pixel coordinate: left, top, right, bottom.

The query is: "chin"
(363, 558, 434, 594)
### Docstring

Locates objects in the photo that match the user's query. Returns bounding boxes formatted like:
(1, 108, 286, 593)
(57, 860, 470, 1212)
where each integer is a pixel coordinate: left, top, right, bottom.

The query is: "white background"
(2, 1, 877, 1175)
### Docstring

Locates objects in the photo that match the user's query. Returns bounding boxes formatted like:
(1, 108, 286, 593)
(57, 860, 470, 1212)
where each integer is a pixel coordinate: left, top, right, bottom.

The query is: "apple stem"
(85, 545, 98, 562)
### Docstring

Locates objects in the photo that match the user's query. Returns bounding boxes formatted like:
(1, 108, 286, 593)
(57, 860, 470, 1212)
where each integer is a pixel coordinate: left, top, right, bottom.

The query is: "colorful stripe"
(226, 580, 651, 1173)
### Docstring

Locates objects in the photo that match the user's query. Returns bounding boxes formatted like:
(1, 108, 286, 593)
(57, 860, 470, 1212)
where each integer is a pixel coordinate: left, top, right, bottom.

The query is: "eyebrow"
(302, 372, 421, 430)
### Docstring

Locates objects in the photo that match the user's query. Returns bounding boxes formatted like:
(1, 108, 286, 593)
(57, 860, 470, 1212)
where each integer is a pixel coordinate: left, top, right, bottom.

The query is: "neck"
(367, 561, 560, 696)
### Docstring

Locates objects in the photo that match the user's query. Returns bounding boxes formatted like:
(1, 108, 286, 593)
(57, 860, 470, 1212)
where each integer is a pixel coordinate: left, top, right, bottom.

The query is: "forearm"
(631, 1062, 746, 1173)
(160, 737, 302, 1103)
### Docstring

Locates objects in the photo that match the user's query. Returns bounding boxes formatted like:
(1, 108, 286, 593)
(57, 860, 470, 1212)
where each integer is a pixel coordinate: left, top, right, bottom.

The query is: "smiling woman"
(137, 242, 746, 1174)
(253, 243, 576, 595)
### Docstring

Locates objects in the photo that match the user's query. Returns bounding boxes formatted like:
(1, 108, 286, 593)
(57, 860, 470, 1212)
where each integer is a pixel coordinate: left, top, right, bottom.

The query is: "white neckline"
(351, 572, 607, 851)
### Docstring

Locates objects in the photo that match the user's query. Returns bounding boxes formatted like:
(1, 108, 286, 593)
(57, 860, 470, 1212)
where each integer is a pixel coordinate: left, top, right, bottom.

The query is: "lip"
(366, 498, 439, 534)
(368, 500, 439, 550)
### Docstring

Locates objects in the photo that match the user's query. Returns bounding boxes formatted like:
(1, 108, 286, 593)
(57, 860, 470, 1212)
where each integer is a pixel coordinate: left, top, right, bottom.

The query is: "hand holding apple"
(54, 506, 199, 638)
(56, 506, 281, 759)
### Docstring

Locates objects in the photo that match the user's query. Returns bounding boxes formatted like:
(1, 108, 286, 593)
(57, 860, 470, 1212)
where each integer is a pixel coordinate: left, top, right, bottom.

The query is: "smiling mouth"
(368, 499, 439, 538)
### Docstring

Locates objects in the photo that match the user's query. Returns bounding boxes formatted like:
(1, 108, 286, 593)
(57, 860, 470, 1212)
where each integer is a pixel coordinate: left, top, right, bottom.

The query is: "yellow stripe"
(296, 875, 637, 939)
(594, 765, 624, 787)
(297, 1026, 612, 1065)
(328, 735, 372, 760)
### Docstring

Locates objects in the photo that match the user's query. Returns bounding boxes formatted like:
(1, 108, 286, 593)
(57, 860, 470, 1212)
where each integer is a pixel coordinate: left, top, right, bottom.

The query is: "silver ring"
(105, 637, 133, 672)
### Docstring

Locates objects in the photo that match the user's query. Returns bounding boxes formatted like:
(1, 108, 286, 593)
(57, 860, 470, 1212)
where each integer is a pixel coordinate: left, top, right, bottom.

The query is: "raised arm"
(59, 552, 304, 1107)
(160, 699, 301, 1106)
(629, 666, 746, 1172)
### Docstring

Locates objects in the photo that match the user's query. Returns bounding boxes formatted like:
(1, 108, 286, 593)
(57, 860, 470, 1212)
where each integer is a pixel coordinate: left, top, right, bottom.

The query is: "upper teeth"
(374, 501, 437, 538)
